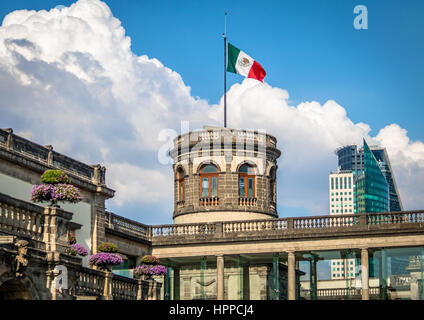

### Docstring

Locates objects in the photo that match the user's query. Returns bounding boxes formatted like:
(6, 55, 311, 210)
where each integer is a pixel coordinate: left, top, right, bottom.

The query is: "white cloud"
(0, 0, 423, 222)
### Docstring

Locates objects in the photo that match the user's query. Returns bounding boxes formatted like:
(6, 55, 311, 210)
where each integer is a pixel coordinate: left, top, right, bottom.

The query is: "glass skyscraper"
(334, 140, 402, 213)
(355, 139, 389, 213)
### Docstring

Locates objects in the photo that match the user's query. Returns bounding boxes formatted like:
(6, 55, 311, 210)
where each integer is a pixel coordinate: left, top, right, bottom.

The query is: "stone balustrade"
(112, 274, 139, 300)
(75, 267, 161, 300)
(105, 211, 149, 238)
(314, 287, 380, 299)
(199, 197, 219, 207)
(147, 210, 424, 242)
(75, 268, 106, 297)
(0, 192, 46, 250)
(151, 222, 217, 237)
(0, 128, 112, 189)
(101, 209, 424, 244)
(239, 197, 257, 207)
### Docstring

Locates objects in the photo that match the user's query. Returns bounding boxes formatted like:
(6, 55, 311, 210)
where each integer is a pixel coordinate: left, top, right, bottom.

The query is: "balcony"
(239, 197, 257, 207)
(199, 197, 219, 206)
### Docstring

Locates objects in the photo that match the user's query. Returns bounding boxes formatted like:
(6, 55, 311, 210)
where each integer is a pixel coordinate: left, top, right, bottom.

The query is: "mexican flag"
(227, 42, 266, 82)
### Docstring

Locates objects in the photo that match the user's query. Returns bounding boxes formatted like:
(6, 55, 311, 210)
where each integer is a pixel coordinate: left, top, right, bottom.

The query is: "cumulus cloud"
(0, 0, 423, 223)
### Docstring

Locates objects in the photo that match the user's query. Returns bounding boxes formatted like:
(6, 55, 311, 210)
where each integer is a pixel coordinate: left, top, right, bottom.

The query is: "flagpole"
(223, 11, 227, 128)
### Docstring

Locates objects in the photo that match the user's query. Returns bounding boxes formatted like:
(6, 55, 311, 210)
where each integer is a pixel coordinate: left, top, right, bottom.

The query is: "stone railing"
(223, 219, 287, 233)
(0, 128, 108, 186)
(367, 211, 424, 225)
(176, 200, 185, 209)
(239, 197, 257, 207)
(75, 267, 162, 300)
(0, 192, 47, 251)
(199, 197, 219, 206)
(316, 287, 380, 299)
(75, 268, 106, 297)
(170, 128, 279, 157)
(112, 274, 139, 300)
(151, 222, 217, 237)
(105, 211, 149, 239)
(149, 210, 424, 241)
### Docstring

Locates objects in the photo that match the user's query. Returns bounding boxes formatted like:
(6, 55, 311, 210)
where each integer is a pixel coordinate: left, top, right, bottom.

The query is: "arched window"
(239, 164, 255, 198)
(177, 168, 185, 201)
(200, 164, 218, 197)
(270, 167, 276, 203)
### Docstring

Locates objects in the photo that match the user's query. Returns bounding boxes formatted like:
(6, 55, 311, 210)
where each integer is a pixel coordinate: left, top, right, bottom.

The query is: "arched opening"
(270, 167, 276, 204)
(176, 167, 185, 202)
(239, 164, 255, 198)
(200, 164, 218, 198)
(0, 279, 32, 300)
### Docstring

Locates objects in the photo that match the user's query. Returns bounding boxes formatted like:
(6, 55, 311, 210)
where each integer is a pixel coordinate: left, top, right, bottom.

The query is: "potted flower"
(70, 243, 88, 257)
(31, 169, 82, 207)
(88, 242, 122, 271)
(134, 255, 167, 280)
(69, 234, 77, 245)
(140, 255, 160, 265)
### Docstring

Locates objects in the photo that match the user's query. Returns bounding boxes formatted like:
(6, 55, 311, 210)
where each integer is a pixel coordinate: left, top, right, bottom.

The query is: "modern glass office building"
(335, 141, 402, 212)
(356, 139, 389, 213)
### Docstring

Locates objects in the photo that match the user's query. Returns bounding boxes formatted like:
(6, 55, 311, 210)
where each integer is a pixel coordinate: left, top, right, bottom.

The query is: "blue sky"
(0, 0, 423, 224)
(1, 0, 423, 140)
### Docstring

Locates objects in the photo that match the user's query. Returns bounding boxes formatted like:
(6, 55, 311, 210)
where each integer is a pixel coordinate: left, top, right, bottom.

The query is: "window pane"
(239, 177, 245, 197)
(202, 164, 217, 173)
(211, 177, 218, 197)
(202, 178, 209, 197)
(179, 181, 184, 201)
(248, 178, 254, 198)
(239, 164, 254, 174)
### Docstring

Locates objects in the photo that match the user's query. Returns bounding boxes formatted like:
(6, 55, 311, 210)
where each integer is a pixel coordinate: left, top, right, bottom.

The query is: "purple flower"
(88, 252, 123, 267)
(70, 243, 88, 256)
(31, 183, 82, 204)
(134, 264, 167, 277)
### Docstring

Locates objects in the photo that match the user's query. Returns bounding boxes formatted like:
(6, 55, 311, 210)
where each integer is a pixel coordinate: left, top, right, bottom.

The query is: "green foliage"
(140, 255, 160, 265)
(98, 242, 118, 253)
(41, 170, 70, 185)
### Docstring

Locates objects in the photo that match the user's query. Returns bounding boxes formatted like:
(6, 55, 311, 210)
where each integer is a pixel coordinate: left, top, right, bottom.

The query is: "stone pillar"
(165, 266, 172, 300)
(137, 279, 143, 300)
(173, 267, 180, 300)
(45, 145, 54, 166)
(43, 206, 72, 253)
(310, 255, 318, 300)
(287, 251, 296, 300)
(272, 254, 280, 300)
(361, 248, 369, 300)
(103, 271, 113, 300)
(5, 128, 13, 150)
(217, 255, 224, 300)
(380, 249, 388, 300)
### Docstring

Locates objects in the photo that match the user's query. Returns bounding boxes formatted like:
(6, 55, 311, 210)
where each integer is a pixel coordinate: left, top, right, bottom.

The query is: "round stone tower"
(170, 127, 281, 224)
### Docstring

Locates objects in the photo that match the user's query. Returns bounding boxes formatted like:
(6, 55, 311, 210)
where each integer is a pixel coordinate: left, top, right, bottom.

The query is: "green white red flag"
(226, 42, 266, 82)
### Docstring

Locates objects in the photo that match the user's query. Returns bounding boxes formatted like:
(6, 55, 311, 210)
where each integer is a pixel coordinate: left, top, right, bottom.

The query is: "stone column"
(103, 271, 113, 300)
(272, 254, 280, 300)
(173, 267, 180, 300)
(287, 251, 296, 300)
(165, 266, 172, 300)
(309, 255, 318, 300)
(43, 206, 72, 253)
(137, 279, 143, 300)
(361, 248, 369, 300)
(217, 255, 224, 300)
(380, 249, 388, 300)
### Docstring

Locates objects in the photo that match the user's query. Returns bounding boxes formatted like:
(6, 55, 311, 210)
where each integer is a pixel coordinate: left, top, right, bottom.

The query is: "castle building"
(171, 126, 280, 224)
(165, 127, 304, 300)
